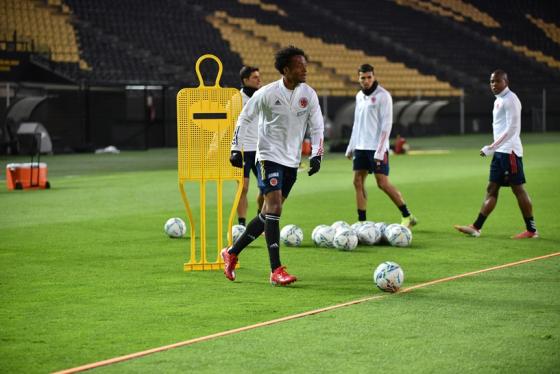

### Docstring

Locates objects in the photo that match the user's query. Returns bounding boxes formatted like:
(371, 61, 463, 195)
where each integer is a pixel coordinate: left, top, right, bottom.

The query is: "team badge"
(269, 177, 278, 187)
(371, 97, 376, 104)
(299, 97, 308, 108)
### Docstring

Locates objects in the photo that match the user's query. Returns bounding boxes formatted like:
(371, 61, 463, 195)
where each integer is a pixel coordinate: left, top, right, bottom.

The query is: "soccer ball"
(331, 220, 351, 233)
(229, 224, 246, 244)
(164, 217, 186, 238)
(374, 222, 388, 242)
(373, 261, 404, 292)
(280, 224, 303, 247)
(357, 223, 381, 245)
(312, 224, 329, 243)
(385, 224, 412, 247)
(333, 228, 358, 251)
(313, 225, 336, 248)
(350, 221, 365, 234)
(351, 221, 375, 235)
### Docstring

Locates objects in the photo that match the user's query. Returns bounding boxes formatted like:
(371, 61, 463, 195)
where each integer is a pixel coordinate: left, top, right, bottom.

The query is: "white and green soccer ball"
(357, 222, 381, 245)
(312, 225, 335, 248)
(312, 224, 329, 243)
(229, 224, 246, 244)
(164, 217, 186, 238)
(385, 224, 412, 247)
(373, 261, 404, 292)
(374, 222, 388, 242)
(350, 221, 366, 234)
(331, 220, 351, 233)
(333, 227, 358, 251)
(280, 224, 303, 247)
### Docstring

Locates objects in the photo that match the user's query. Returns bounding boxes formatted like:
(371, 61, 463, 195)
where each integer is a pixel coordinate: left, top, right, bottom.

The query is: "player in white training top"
(345, 64, 417, 228)
(231, 66, 264, 227)
(225, 46, 324, 286)
(455, 69, 538, 239)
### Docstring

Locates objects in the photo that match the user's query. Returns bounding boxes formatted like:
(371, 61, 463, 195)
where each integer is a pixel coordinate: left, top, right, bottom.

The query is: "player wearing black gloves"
(224, 46, 324, 286)
(229, 150, 243, 168)
(308, 155, 321, 176)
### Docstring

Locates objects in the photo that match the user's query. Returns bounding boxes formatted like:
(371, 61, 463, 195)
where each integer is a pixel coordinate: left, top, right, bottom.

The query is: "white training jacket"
(345, 84, 392, 160)
(232, 78, 324, 168)
(490, 86, 523, 156)
(231, 89, 258, 152)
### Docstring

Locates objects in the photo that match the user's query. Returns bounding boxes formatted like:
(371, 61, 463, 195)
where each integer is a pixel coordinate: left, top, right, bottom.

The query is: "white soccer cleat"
(454, 224, 481, 237)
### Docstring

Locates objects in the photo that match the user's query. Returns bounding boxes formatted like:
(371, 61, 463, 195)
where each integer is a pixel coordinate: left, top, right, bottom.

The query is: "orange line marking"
(53, 252, 560, 374)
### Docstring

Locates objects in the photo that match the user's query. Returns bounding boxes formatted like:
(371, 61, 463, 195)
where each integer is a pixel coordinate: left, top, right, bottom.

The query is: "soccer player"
(454, 70, 538, 239)
(223, 46, 324, 286)
(345, 64, 417, 227)
(232, 66, 264, 226)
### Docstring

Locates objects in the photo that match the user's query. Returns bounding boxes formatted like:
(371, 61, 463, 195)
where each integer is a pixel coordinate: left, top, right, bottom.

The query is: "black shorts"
(489, 152, 526, 186)
(352, 149, 389, 176)
(243, 151, 258, 179)
(257, 160, 298, 197)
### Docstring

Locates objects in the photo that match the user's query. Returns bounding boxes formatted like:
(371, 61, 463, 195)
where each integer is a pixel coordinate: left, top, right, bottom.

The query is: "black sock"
(398, 204, 410, 217)
(524, 216, 536, 232)
(358, 209, 366, 221)
(473, 213, 487, 230)
(229, 213, 265, 255)
(238, 217, 246, 226)
(265, 213, 281, 271)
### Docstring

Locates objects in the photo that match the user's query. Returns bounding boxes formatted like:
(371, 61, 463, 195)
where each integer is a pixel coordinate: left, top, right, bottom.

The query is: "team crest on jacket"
(371, 97, 377, 104)
(299, 97, 308, 108)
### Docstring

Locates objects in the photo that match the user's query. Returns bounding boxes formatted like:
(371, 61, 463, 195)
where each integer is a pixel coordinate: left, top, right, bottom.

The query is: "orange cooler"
(6, 163, 49, 190)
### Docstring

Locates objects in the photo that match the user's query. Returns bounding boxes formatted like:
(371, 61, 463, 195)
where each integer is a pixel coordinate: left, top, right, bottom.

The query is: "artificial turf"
(1, 133, 558, 373)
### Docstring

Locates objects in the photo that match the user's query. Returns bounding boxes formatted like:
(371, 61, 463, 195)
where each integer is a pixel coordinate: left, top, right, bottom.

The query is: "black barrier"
(1, 83, 559, 155)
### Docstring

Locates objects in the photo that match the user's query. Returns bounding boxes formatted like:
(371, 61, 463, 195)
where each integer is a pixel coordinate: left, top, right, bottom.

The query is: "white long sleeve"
(231, 90, 258, 152)
(489, 87, 523, 156)
(345, 102, 360, 157)
(233, 78, 324, 168)
(345, 84, 392, 158)
(375, 92, 392, 159)
(307, 92, 324, 158)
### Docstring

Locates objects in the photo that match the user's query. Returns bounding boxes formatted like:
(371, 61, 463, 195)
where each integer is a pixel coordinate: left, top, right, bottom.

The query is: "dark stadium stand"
(2, 0, 560, 153)
(305, 0, 560, 96)
(63, 0, 243, 86)
(468, 1, 560, 61)
(3, 0, 559, 94)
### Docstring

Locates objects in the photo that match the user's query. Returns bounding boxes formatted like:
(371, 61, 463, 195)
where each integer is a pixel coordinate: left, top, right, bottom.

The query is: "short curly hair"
(274, 45, 307, 75)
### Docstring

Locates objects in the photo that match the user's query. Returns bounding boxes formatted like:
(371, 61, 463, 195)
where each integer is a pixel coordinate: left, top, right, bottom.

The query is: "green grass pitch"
(1, 133, 559, 373)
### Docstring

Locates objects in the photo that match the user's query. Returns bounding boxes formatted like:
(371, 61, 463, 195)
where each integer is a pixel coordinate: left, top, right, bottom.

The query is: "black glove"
(229, 151, 243, 168)
(308, 156, 321, 176)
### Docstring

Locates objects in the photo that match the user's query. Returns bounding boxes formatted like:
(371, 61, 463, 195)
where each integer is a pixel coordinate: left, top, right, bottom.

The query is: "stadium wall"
(1, 83, 558, 155)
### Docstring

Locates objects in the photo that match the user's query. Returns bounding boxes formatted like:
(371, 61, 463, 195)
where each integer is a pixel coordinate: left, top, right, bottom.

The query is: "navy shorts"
(353, 150, 389, 176)
(257, 160, 298, 197)
(243, 151, 258, 179)
(489, 152, 526, 186)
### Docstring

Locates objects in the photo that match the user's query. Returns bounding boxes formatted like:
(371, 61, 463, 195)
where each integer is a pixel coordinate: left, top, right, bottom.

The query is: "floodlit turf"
(1, 134, 559, 373)
(97, 257, 560, 374)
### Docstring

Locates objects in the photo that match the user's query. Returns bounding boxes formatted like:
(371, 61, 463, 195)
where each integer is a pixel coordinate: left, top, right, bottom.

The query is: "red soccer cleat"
(270, 266, 297, 286)
(512, 230, 539, 239)
(221, 247, 238, 281)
